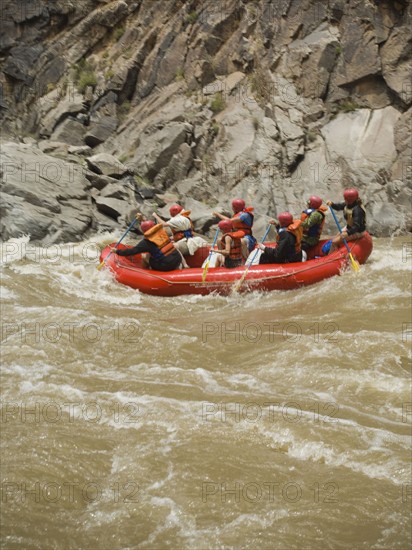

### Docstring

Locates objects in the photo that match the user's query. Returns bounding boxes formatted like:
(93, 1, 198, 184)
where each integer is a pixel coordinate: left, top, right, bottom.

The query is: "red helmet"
(278, 212, 293, 227)
(169, 204, 183, 217)
(218, 219, 233, 233)
(141, 220, 156, 233)
(307, 195, 322, 209)
(231, 199, 245, 213)
(343, 188, 359, 203)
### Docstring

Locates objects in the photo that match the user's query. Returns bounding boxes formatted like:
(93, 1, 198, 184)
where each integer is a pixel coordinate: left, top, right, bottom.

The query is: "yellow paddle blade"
(202, 261, 210, 282)
(97, 260, 105, 271)
(349, 253, 360, 272)
(233, 268, 249, 293)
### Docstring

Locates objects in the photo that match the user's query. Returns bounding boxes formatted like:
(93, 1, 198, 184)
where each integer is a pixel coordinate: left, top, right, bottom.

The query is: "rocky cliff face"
(1, 0, 411, 241)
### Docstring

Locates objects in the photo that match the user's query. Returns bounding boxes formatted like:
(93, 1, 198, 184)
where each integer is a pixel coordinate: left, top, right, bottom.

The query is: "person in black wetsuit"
(114, 219, 182, 271)
(258, 212, 303, 264)
(326, 188, 366, 252)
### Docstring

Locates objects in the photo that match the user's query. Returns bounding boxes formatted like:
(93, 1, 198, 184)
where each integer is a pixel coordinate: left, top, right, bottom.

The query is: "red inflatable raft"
(99, 233, 373, 297)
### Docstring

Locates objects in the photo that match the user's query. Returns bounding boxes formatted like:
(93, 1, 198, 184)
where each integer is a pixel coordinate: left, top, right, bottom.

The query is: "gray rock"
(38, 140, 70, 155)
(84, 171, 119, 191)
(100, 182, 132, 201)
(84, 116, 118, 147)
(50, 118, 87, 146)
(381, 26, 412, 106)
(68, 145, 93, 156)
(0, 141, 92, 242)
(94, 196, 128, 220)
(2, 45, 43, 84)
(132, 122, 189, 180)
(86, 153, 129, 178)
(39, 90, 85, 136)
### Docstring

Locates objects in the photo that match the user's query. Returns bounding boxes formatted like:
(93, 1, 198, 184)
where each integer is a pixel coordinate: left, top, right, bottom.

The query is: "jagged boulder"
(131, 122, 191, 182)
(86, 153, 130, 179)
(0, 141, 92, 242)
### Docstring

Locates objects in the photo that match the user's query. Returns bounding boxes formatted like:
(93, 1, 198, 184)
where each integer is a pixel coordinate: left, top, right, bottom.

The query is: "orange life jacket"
(144, 223, 175, 258)
(300, 205, 327, 238)
(231, 207, 254, 235)
(276, 220, 303, 253)
(220, 231, 244, 260)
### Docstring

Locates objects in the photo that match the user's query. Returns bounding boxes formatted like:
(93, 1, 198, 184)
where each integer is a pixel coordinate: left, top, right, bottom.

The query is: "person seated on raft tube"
(214, 219, 245, 268)
(300, 195, 328, 251)
(257, 212, 303, 264)
(153, 204, 207, 260)
(326, 188, 366, 252)
(213, 198, 256, 259)
(114, 217, 183, 271)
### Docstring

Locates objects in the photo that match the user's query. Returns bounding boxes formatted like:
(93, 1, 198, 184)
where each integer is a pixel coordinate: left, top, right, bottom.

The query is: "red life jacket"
(144, 224, 175, 258)
(231, 207, 254, 235)
(277, 220, 303, 253)
(220, 230, 245, 260)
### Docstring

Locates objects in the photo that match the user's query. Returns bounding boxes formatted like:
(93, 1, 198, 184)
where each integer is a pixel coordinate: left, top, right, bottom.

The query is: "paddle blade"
(97, 260, 105, 271)
(202, 260, 210, 282)
(349, 253, 360, 272)
(233, 268, 249, 293)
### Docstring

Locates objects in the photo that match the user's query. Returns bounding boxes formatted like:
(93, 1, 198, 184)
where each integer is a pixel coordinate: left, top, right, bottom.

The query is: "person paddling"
(213, 198, 256, 259)
(214, 219, 245, 268)
(153, 204, 206, 261)
(114, 216, 183, 271)
(300, 195, 327, 251)
(258, 212, 303, 264)
(326, 188, 366, 252)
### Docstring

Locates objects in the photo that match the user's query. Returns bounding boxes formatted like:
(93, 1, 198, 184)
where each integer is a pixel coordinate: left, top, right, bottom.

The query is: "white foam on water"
(18, 379, 88, 401)
(221, 508, 290, 531)
(193, 367, 241, 395)
(258, 424, 409, 485)
(47, 262, 145, 307)
(146, 465, 175, 491)
(11, 361, 52, 378)
(138, 496, 196, 548)
(368, 245, 412, 272)
(0, 286, 17, 300)
(225, 373, 273, 393)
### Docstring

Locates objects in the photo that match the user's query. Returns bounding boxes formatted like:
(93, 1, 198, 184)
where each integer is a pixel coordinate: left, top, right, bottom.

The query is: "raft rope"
(112, 251, 350, 287)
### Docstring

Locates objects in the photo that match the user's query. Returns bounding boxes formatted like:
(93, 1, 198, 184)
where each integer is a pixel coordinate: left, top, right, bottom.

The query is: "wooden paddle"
(328, 206, 360, 272)
(232, 224, 272, 292)
(97, 217, 138, 270)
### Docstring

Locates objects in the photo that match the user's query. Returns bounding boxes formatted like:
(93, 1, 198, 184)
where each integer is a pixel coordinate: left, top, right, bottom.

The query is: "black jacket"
(259, 231, 302, 264)
(116, 239, 181, 271)
(331, 201, 366, 235)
